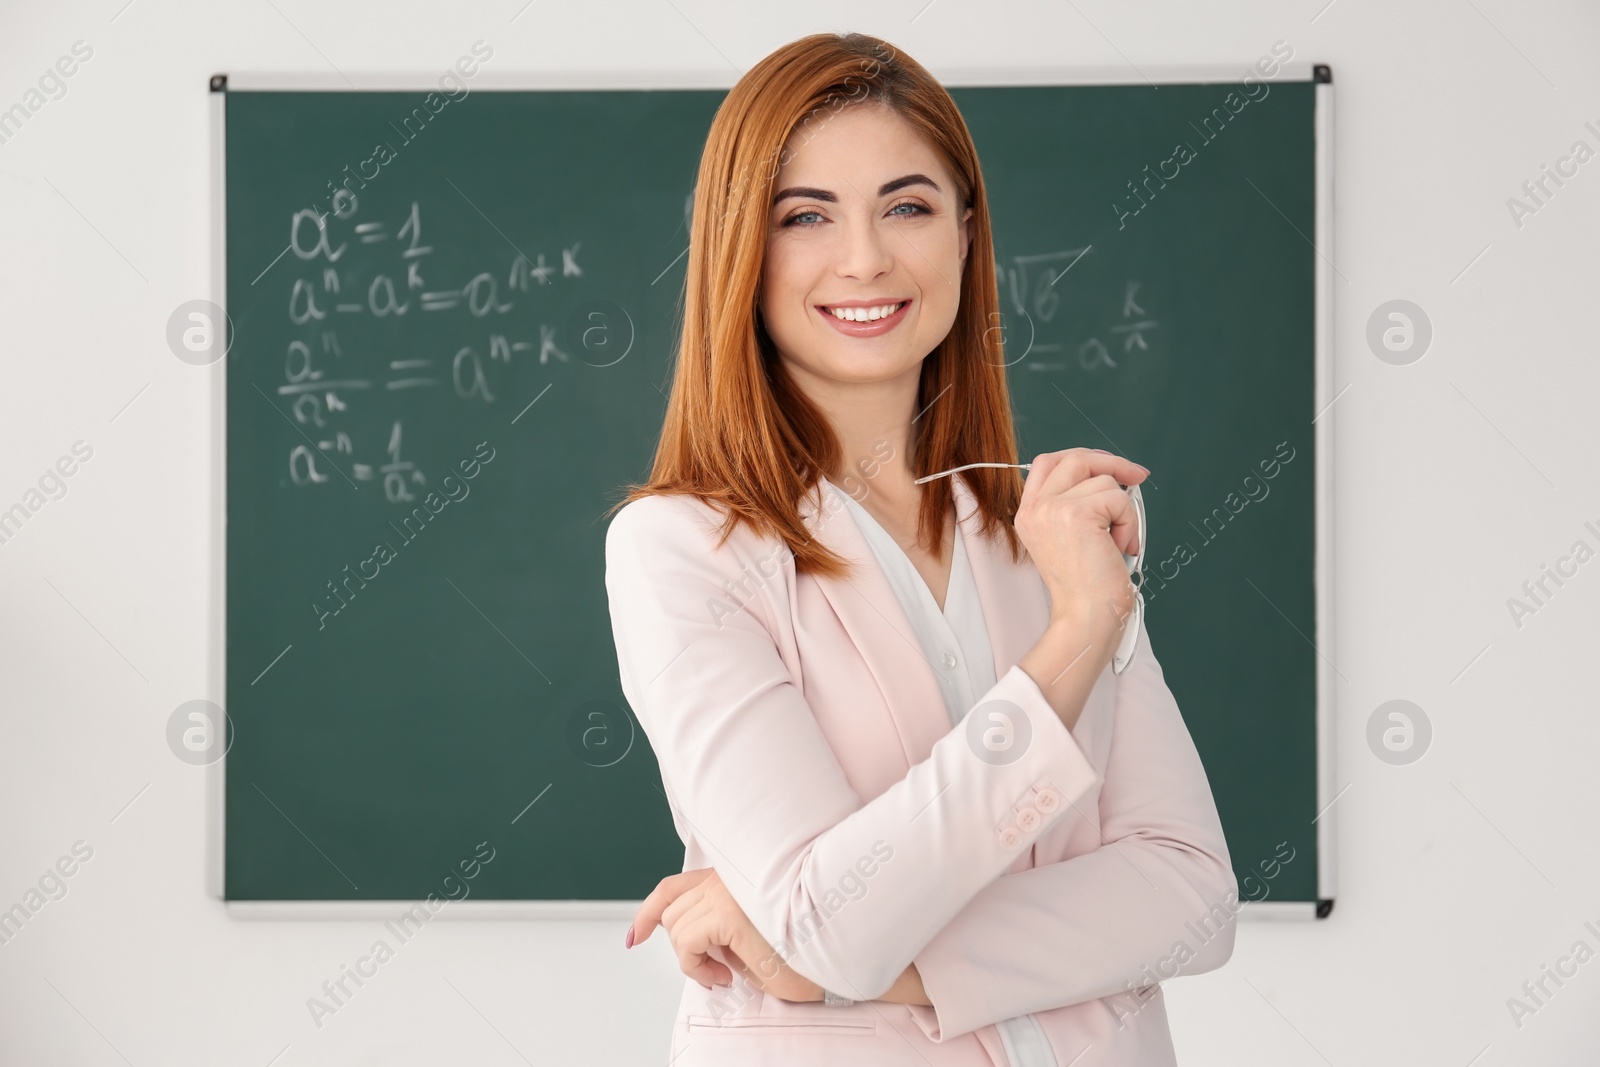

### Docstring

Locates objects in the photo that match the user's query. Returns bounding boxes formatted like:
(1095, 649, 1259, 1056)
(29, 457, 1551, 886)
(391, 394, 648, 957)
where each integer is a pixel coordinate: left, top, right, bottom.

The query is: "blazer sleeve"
(604, 494, 1104, 1001)
(906, 615, 1239, 1042)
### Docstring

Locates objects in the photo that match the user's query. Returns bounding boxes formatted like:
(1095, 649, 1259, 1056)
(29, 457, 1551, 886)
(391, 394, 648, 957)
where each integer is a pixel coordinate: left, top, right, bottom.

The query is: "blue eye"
(780, 201, 932, 227)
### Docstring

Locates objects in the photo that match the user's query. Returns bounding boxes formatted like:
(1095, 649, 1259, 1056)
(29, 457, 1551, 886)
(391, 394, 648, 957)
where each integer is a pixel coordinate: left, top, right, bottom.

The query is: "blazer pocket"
(685, 1015, 877, 1037)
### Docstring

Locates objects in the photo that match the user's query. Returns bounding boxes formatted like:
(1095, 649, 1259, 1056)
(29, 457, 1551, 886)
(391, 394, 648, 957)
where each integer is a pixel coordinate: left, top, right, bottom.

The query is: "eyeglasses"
(916, 462, 1146, 675)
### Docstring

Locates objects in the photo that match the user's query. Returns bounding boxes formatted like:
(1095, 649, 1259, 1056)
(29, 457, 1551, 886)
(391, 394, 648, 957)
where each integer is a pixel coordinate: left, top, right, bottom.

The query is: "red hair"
(609, 31, 1025, 579)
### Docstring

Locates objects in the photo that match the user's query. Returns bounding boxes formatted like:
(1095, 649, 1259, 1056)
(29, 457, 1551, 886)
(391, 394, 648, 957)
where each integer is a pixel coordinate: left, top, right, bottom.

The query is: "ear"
(958, 206, 974, 269)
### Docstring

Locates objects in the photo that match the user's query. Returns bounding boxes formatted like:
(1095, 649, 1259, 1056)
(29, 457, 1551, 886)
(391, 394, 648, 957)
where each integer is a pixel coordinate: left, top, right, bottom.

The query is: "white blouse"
(826, 478, 1059, 1067)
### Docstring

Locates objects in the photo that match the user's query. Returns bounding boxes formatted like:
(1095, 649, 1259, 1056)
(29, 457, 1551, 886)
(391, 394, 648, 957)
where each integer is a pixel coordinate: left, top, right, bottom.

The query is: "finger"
(670, 903, 736, 989)
(638, 869, 714, 922)
(1020, 448, 1098, 507)
(663, 890, 760, 992)
(1075, 480, 1141, 557)
(1088, 485, 1141, 557)
(660, 883, 707, 937)
(1056, 475, 1143, 556)
(1018, 451, 1063, 517)
(1094, 447, 1152, 488)
(715, 944, 764, 991)
(1059, 472, 1122, 501)
(664, 897, 717, 986)
(1042, 448, 1146, 498)
(1021, 449, 1144, 521)
(629, 904, 652, 946)
(700, 944, 738, 988)
(632, 869, 714, 946)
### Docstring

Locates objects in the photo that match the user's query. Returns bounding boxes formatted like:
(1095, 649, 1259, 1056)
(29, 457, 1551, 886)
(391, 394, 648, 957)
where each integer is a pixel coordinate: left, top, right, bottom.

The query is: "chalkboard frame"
(207, 63, 1336, 920)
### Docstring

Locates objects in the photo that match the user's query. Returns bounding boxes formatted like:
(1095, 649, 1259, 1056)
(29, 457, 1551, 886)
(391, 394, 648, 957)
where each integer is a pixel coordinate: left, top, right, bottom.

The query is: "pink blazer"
(605, 473, 1238, 1067)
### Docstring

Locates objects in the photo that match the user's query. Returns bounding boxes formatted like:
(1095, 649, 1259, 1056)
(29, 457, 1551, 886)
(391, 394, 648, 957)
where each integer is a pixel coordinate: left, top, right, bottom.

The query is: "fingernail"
(1136, 464, 1150, 474)
(624, 925, 635, 949)
(1092, 448, 1111, 454)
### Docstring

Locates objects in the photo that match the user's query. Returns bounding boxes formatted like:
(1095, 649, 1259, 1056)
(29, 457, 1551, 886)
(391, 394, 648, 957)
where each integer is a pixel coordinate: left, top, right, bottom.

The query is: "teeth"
(829, 301, 904, 322)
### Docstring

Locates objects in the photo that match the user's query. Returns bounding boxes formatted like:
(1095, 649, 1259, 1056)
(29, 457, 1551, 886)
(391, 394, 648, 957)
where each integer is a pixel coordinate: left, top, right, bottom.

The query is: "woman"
(604, 32, 1237, 1067)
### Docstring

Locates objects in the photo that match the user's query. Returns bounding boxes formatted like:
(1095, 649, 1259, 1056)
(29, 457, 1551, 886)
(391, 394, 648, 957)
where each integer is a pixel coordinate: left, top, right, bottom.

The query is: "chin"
(818, 350, 925, 383)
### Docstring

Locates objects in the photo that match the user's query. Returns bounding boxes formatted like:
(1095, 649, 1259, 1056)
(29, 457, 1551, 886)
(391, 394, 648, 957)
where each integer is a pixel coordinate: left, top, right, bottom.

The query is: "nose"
(834, 211, 895, 283)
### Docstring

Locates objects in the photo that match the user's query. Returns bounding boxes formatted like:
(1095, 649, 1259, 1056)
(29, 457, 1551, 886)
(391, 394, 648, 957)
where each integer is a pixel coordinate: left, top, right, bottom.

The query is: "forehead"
(773, 103, 949, 188)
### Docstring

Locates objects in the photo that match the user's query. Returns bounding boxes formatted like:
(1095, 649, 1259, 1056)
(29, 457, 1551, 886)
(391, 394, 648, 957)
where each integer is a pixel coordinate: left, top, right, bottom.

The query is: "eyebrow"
(772, 173, 942, 206)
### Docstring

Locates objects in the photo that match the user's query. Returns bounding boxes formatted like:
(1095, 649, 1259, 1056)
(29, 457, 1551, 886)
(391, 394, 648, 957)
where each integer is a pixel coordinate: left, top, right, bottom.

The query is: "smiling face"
(760, 102, 973, 399)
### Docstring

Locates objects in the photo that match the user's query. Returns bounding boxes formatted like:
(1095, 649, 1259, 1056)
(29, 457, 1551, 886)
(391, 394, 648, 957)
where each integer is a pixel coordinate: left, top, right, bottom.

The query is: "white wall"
(2, 1, 1597, 1063)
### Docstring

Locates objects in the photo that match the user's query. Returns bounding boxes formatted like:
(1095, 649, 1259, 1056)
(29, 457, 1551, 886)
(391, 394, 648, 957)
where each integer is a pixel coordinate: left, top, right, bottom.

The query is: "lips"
(816, 299, 912, 337)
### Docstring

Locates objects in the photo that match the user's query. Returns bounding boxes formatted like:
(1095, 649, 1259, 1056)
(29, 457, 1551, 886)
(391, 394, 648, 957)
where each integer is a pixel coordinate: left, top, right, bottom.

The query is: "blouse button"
(940, 652, 957, 669)
(1034, 787, 1063, 814)
(997, 825, 1022, 850)
(1015, 806, 1041, 833)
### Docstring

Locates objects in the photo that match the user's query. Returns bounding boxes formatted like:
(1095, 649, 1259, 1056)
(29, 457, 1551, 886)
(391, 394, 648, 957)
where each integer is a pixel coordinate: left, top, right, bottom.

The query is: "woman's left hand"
(629, 867, 824, 1003)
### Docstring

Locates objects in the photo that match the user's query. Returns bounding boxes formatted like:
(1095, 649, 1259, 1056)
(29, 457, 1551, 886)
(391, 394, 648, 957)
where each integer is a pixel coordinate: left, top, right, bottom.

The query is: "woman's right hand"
(1014, 448, 1149, 655)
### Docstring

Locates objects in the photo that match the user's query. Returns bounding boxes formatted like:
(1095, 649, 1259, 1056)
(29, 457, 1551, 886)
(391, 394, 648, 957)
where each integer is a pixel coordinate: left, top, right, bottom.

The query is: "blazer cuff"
(905, 954, 982, 1042)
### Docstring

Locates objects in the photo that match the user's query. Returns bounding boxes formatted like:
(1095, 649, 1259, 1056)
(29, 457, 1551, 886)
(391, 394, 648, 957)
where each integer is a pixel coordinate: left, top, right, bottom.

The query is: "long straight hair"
(609, 32, 1025, 580)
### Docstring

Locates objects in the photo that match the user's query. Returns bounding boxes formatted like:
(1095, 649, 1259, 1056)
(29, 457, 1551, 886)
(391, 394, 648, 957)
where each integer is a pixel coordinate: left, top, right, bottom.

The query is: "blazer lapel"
(796, 475, 1051, 766)
(951, 475, 1054, 684)
(797, 480, 951, 765)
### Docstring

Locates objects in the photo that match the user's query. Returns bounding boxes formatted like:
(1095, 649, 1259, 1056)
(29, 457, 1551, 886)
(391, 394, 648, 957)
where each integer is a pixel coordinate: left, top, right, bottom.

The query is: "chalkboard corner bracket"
(210, 74, 228, 93)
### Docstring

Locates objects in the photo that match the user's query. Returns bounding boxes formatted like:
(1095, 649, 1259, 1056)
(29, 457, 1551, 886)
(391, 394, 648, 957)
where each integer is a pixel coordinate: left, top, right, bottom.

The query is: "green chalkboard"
(221, 74, 1328, 908)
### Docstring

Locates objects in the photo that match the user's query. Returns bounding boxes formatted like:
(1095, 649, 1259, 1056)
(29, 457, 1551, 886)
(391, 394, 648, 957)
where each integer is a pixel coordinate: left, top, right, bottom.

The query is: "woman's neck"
(791, 365, 924, 498)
